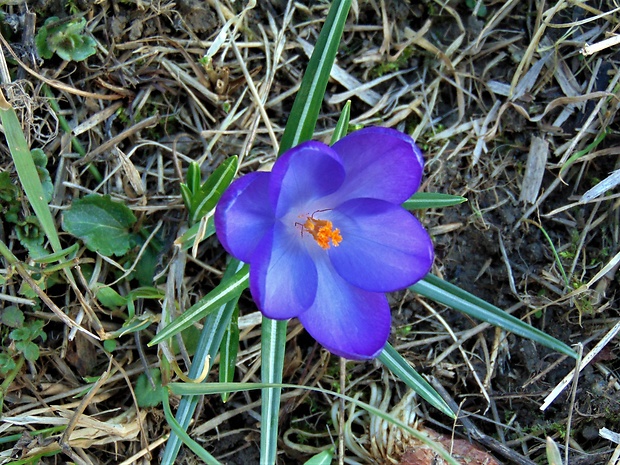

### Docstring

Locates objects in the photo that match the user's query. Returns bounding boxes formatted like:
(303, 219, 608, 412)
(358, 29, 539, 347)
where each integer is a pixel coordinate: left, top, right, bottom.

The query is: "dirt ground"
(1, 0, 620, 464)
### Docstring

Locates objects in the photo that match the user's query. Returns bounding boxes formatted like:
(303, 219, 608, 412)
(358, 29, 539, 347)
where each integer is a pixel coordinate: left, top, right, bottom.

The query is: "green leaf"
(10, 327, 30, 342)
(161, 389, 223, 465)
(15, 216, 47, 258)
(0, 353, 17, 374)
(379, 344, 454, 417)
(109, 312, 158, 338)
(304, 448, 334, 465)
(187, 156, 238, 224)
(30, 149, 53, 203)
(1, 306, 24, 328)
(103, 339, 117, 352)
(63, 194, 137, 257)
(546, 437, 563, 465)
(31, 243, 79, 264)
(170, 382, 460, 465)
(35, 16, 97, 62)
(159, 259, 244, 465)
(29, 319, 46, 341)
(127, 286, 165, 300)
(261, 318, 287, 464)
(17, 341, 39, 362)
(0, 94, 61, 252)
(176, 217, 216, 250)
(0, 171, 20, 223)
(34, 22, 53, 59)
(62, 35, 97, 62)
(219, 305, 239, 403)
(180, 184, 193, 214)
(95, 286, 127, 309)
(149, 264, 249, 345)
(330, 101, 351, 145)
(135, 368, 165, 408)
(561, 128, 608, 175)
(403, 192, 467, 210)
(187, 162, 201, 194)
(411, 274, 577, 358)
(279, 0, 352, 153)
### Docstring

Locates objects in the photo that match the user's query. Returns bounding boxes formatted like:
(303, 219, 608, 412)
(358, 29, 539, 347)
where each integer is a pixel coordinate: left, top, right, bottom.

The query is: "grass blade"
(162, 389, 223, 465)
(189, 156, 238, 224)
(411, 274, 577, 359)
(149, 264, 249, 345)
(379, 343, 454, 417)
(403, 192, 467, 210)
(279, 0, 352, 153)
(329, 101, 351, 145)
(0, 91, 61, 252)
(169, 381, 460, 465)
(260, 318, 288, 464)
(219, 305, 240, 402)
(304, 448, 334, 464)
(159, 259, 244, 465)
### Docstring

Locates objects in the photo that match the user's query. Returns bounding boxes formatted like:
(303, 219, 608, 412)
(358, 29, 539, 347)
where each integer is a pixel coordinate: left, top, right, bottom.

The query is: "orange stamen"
(303, 217, 342, 249)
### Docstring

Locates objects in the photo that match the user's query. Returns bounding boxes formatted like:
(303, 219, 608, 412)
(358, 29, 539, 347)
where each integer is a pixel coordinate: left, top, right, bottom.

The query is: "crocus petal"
(328, 198, 433, 292)
(215, 172, 274, 263)
(269, 141, 345, 217)
(331, 127, 424, 204)
(298, 259, 390, 360)
(249, 221, 318, 319)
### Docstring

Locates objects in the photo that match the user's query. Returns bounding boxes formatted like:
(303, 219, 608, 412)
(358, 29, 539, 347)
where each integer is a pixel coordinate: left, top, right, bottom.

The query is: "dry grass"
(1, 0, 620, 464)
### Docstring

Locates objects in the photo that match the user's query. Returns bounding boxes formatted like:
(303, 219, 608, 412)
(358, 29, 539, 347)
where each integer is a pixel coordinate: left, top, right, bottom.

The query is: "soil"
(1, 1, 619, 464)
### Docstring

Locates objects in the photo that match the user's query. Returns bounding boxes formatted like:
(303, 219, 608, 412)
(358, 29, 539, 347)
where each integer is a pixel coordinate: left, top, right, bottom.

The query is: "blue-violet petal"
(328, 198, 433, 292)
(249, 221, 318, 319)
(298, 259, 390, 360)
(269, 141, 345, 218)
(331, 127, 424, 204)
(214, 172, 274, 263)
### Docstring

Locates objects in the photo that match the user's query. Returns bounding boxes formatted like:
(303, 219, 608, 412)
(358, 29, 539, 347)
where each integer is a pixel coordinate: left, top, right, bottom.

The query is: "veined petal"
(215, 172, 274, 263)
(299, 259, 390, 360)
(332, 127, 424, 204)
(328, 198, 433, 292)
(249, 221, 318, 319)
(270, 141, 345, 218)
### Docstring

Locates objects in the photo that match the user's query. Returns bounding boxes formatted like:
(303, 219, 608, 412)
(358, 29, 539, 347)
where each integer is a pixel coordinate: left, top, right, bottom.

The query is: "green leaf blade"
(279, 0, 352, 153)
(261, 318, 287, 465)
(0, 98, 61, 252)
(219, 306, 240, 403)
(403, 192, 467, 210)
(330, 101, 351, 145)
(411, 274, 577, 358)
(304, 448, 334, 465)
(149, 264, 249, 346)
(190, 156, 238, 224)
(379, 343, 454, 417)
(159, 259, 244, 465)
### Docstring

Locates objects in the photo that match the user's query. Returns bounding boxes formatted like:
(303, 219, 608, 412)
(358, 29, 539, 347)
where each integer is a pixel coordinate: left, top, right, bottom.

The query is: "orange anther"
(303, 217, 342, 249)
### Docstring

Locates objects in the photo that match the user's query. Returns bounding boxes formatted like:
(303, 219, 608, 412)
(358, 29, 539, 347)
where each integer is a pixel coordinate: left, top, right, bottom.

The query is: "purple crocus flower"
(215, 127, 434, 360)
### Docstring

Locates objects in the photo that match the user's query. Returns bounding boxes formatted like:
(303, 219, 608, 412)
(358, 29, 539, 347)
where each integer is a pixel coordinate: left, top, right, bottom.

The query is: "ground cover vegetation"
(0, 0, 619, 464)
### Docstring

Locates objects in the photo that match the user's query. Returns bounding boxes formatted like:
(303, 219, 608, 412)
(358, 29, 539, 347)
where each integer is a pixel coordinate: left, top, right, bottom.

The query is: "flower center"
(301, 216, 342, 249)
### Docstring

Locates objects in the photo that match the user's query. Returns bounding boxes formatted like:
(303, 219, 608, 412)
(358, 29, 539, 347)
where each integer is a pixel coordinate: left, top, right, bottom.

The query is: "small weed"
(1, 306, 47, 371)
(370, 46, 414, 78)
(35, 16, 97, 62)
(465, 0, 488, 17)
